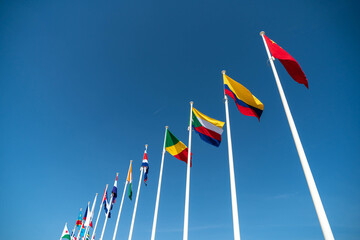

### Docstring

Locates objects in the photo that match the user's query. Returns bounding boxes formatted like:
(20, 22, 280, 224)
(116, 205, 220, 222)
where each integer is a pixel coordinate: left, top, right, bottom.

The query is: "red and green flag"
(60, 223, 71, 240)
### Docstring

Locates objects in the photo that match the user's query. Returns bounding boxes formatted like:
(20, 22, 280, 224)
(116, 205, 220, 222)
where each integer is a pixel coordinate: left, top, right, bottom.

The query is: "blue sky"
(1, 0, 359, 239)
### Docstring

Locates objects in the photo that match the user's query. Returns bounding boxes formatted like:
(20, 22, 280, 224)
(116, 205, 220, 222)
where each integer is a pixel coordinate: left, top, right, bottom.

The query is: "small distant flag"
(111, 174, 118, 207)
(127, 161, 133, 200)
(192, 108, 225, 147)
(263, 34, 308, 88)
(103, 192, 111, 218)
(141, 146, 149, 185)
(84, 201, 94, 228)
(165, 129, 192, 166)
(75, 209, 82, 228)
(83, 205, 89, 222)
(60, 223, 71, 240)
(79, 224, 85, 238)
(223, 73, 264, 120)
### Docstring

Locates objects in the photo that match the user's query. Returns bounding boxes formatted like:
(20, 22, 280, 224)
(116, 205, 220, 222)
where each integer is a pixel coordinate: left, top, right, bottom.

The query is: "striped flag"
(103, 192, 111, 218)
(127, 161, 133, 200)
(165, 129, 192, 166)
(192, 108, 225, 147)
(111, 174, 118, 206)
(141, 147, 149, 185)
(223, 73, 264, 120)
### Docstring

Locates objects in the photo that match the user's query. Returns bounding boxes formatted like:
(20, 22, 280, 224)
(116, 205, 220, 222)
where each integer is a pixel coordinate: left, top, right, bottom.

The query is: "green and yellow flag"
(165, 129, 192, 166)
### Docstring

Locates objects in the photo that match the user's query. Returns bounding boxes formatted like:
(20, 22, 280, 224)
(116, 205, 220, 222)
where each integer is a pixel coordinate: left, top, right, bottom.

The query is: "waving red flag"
(264, 34, 308, 88)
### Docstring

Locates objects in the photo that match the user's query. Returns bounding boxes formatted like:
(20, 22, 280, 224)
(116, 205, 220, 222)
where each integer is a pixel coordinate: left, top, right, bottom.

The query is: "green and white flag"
(60, 223, 71, 240)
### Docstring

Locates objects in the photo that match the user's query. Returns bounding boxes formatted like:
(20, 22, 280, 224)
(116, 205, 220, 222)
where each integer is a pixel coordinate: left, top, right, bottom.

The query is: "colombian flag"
(165, 129, 192, 166)
(223, 73, 264, 120)
(192, 108, 225, 147)
(263, 34, 308, 88)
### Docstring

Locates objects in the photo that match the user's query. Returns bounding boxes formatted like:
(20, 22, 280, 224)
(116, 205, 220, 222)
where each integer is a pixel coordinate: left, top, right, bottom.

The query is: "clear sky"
(1, 0, 359, 239)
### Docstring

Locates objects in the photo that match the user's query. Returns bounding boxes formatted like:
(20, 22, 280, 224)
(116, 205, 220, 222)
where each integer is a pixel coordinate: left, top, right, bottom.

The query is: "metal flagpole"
(222, 70, 241, 240)
(91, 185, 108, 240)
(128, 160, 145, 240)
(84, 193, 98, 240)
(112, 161, 132, 240)
(150, 126, 168, 240)
(183, 101, 193, 240)
(99, 173, 118, 240)
(260, 31, 334, 240)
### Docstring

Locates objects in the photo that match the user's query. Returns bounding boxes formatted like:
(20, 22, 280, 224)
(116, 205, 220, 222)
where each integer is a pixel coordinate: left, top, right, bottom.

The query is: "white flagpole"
(91, 184, 108, 240)
(128, 153, 146, 240)
(260, 31, 334, 240)
(112, 161, 132, 240)
(183, 101, 193, 240)
(150, 126, 168, 240)
(84, 193, 98, 240)
(222, 70, 241, 240)
(99, 173, 118, 240)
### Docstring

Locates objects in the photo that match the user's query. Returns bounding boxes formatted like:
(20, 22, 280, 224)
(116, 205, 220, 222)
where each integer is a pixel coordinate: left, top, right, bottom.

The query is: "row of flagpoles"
(61, 31, 334, 240)
(60, 146, 148, 240)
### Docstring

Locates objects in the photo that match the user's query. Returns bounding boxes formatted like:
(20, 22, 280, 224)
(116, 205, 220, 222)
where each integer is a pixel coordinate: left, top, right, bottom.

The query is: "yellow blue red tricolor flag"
(223, 73, 264, 120)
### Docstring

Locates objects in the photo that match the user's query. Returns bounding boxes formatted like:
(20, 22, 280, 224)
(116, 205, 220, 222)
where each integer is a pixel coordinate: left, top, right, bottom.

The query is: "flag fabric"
(61, 224, 71, 240)
(111, 174, 118, 207)
(127, 161, 133, 200)
(75, 210, 82, 229)
(165, 129, 192, 166)
(79, 224, 86, 238)
(223, 73, 264, 120)
(84, 202, 94, 228)
(70, 231, 76, 240)
(83, 205, 89, 223)
(103, 192, 111, 218)
(263, 34, 308, 88)
(141, 148, 149, 185)
(192, 108, 225, 147)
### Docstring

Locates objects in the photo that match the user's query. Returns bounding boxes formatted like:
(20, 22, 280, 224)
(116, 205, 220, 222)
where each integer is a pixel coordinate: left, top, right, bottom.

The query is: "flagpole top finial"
(165, 126, 168, 129)
(96, 193, 98, 196)
(190, 101, 193, 105)
(145, 144, 148, 148)
(116, 172, 119, 176)
(221, 70, 226, 75)
(106, 184, 108, 187)
(260, 31, 265, 36)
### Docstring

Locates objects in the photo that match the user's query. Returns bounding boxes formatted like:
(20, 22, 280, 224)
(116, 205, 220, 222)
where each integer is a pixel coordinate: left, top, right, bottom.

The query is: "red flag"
(264, 34, 308, 88)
